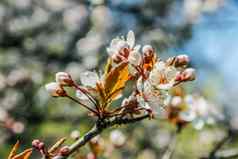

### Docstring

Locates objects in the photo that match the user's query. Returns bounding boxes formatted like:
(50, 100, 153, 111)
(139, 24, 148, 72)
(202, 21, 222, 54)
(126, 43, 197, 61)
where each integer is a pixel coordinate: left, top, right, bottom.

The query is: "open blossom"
(45, 82, 66, 97)
(136, 77, 171, 114)
(135, 54, 195, 115)
(149, 61, 178, 90)
(107, 30, 141, 65)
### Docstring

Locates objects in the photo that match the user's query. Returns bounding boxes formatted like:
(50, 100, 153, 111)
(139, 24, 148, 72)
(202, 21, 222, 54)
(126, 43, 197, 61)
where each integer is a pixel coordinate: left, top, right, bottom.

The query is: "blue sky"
(182, 0, 238, 91)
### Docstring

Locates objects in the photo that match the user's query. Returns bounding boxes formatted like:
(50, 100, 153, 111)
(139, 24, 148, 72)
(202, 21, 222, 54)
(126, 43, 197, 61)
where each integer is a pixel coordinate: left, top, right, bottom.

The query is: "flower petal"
(127, 30, 135, 48)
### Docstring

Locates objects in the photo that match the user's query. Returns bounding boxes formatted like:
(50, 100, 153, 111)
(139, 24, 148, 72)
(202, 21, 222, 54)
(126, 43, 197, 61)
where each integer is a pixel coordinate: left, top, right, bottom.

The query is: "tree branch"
(53, 114, 150, 159)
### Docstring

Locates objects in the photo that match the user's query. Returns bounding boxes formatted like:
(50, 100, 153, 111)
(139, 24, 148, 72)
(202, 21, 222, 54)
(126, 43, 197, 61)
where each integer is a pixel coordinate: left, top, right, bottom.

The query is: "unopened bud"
(176, 68, 195, 82)
(55, 72, 74, 86)
(32, 139, 41, 148)
(38, 142, 45, 149)
(59, 146, 70, 156)
(175, 55, 189, 67)
(45, 82, 67, 97)
(32, 139, 45, 150)
(142, 45, 154, 56)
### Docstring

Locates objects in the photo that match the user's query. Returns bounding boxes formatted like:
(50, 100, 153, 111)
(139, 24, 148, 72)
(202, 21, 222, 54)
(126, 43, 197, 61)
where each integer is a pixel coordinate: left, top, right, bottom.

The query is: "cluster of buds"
(32, 138, 70, 158)
(32, 139, 46, 156)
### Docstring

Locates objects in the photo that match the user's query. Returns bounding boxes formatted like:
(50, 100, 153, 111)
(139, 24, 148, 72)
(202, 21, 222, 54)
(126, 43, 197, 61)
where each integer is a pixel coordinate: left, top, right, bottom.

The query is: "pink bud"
(182, 68, 196, 81)
(38, 142, 45, 149)
(176, 68, 196, 82)
(175, 54, 190, 67)
(59, 146, 70, 156)
(32, 139, 41, 148)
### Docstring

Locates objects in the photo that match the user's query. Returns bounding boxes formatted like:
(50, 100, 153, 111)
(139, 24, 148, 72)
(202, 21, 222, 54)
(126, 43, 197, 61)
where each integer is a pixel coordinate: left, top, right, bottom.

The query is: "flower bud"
(55, 72, 73, 86)
(45, 82, 67, 97)
(175, 54, 190, 67)
(142, 45, 154, 56)
(32, 139, 41, 148)
(175, 68, 196, 82)
(38, 142, 45, 149)
(32, 139, 45, 150)
(59, 146, 70, 156)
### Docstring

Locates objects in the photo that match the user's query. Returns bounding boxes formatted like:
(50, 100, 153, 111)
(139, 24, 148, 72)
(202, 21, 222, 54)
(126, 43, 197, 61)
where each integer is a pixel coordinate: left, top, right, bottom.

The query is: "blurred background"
(1, 0, 238, 158)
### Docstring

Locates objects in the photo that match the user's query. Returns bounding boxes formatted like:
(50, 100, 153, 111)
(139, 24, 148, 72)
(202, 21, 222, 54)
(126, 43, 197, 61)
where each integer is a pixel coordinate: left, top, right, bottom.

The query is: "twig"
(161, 130, 178, 159)
(66, 95, 99, 115)
(53, 114, 150, 159)
(208, 132, 231, 159)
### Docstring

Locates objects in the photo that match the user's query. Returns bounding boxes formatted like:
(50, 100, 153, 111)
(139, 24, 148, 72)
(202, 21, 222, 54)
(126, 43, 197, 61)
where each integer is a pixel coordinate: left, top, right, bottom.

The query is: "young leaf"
(103, 61, 129, 101)
(8, 141, 32, 159)
(12, 149, 32, 159)
(8, 141, 20, 159)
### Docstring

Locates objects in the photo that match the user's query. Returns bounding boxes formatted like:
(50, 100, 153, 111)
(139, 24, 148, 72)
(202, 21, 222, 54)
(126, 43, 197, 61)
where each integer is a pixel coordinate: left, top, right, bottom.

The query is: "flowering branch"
(38, 30, 196, 159)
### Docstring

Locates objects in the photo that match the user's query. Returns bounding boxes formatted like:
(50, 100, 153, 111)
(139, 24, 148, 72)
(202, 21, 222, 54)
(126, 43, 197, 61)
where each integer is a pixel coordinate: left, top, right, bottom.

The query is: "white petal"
(45, 82, 60, 96)
(106, 48, 116, 55)
(116, 40, 128, 50)
(127, 30, 135, 48)
(80, 71, 99, 87)
(128, 51, 141, 66)
(134, 45, 141, 52)
(142, 45, 153, 54)
(55, 72, 71, 85)
(110, 38, 121, 47)
(155, 61, 166, 72)
(165, 66, 177, 81)
(156, 83, 173, 90)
